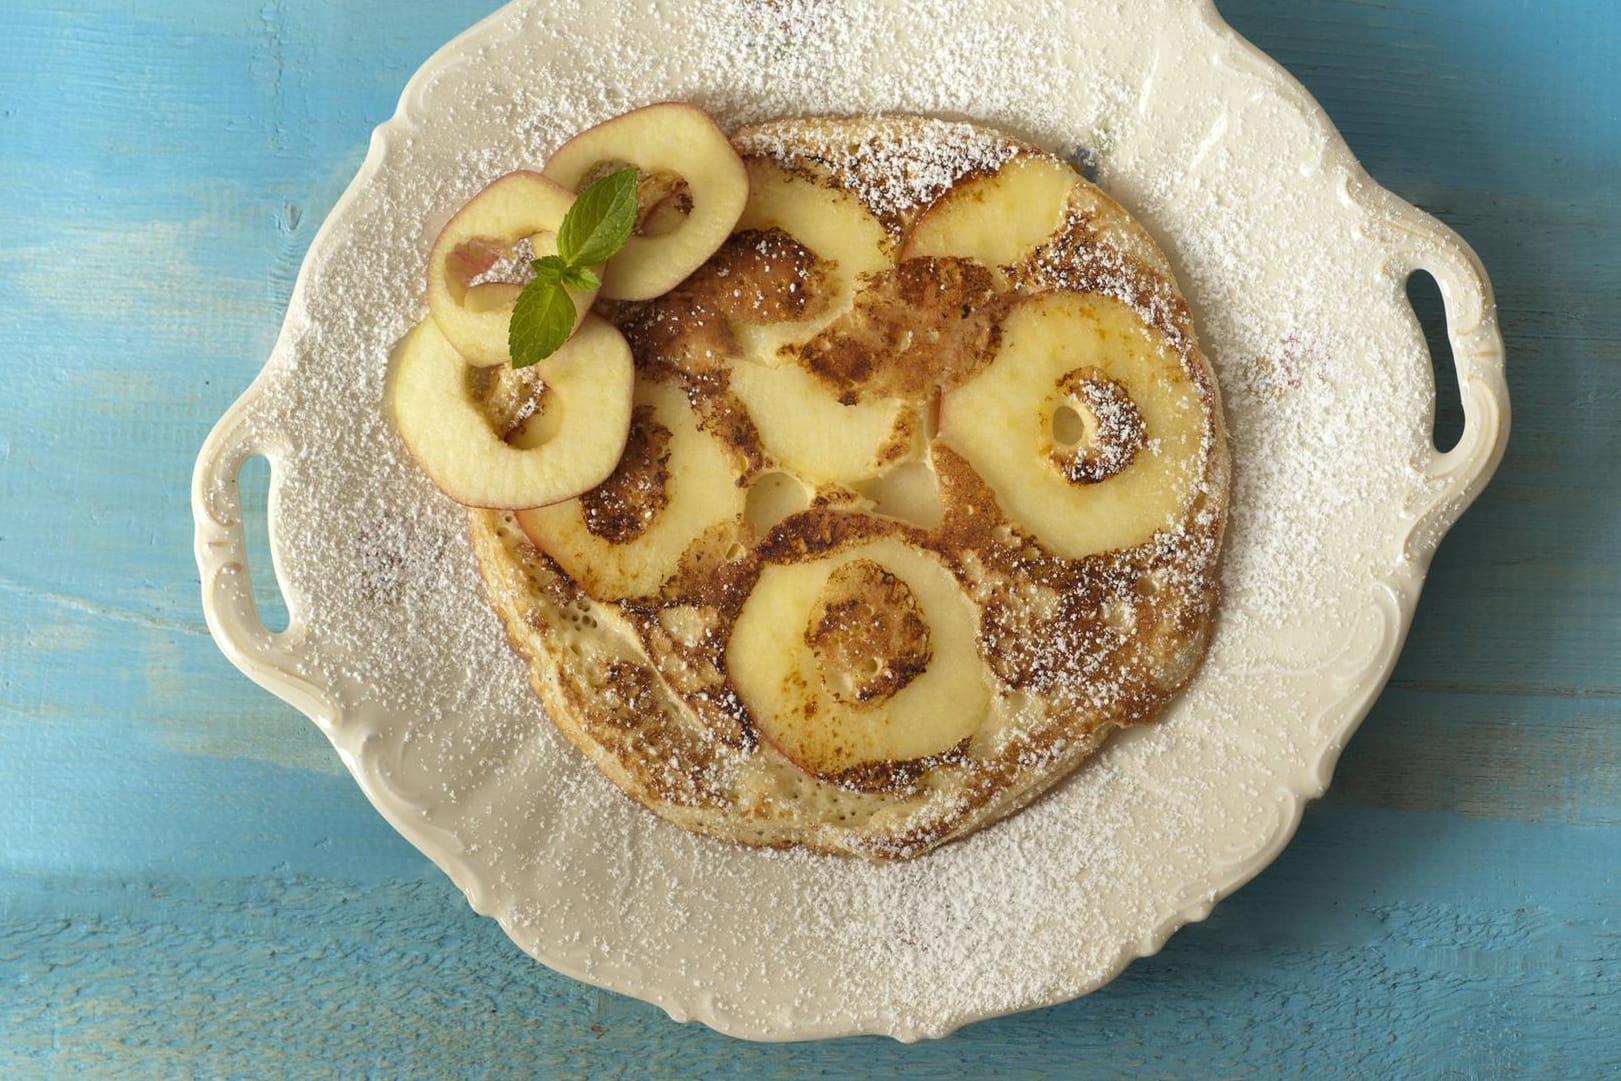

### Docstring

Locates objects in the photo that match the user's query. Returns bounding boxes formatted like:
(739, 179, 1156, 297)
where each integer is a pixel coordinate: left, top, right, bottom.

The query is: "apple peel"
(544, 103, 749, 301)
(427, 171, 599, 367)
(387, 316, 634, 510)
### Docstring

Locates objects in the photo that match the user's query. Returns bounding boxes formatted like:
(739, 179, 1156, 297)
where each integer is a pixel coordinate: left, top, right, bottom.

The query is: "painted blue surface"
(1, 1, 1617, 1076)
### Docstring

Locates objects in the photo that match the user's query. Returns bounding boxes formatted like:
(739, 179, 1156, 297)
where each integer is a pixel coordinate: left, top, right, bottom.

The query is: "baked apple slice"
(900, 153, 1077, 284)
(426, 171, 600, 368)
(938, 291, 1206, 559)
(727, 530, 990, 782)
(728, 157, 893, 366)
(903, 151, 1172, 282)
(516, 376, 748, 601)
(543, 103, 749, 301)
(386, 316, 633, 509)
(725, 358, 917, 485)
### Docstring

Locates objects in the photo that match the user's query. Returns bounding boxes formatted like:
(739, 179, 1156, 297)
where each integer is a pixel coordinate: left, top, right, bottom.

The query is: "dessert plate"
(192, 0, 1507, 1041)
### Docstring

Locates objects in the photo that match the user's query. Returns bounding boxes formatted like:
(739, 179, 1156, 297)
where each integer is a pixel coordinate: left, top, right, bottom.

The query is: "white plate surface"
(193, 0, 1507, 1041)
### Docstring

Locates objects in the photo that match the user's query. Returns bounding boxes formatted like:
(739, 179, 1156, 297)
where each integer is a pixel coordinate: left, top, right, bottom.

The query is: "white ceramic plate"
(193, 0, 1507, 1042)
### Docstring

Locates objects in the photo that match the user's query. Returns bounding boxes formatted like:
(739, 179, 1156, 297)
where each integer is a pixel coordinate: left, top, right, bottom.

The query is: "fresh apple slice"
(728, 156, 893, 366)
(516, 375, 748, 601)
(543, 103, 749, 301)
(726, 358, 918, 485)
(937, 291, 1206, 559)
(387, 316, 633, 509)
(426, 171, 600, 367)
(727, 531, 990, 780)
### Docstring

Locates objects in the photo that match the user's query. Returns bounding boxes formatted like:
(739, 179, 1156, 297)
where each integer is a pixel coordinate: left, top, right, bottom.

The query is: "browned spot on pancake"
(607, 229, 828, 379)
(681, 228, 830, 325)
(810, 486, 863, 508)
(578, 405, 672, 544)
(594, 660, 661, 728)
(650, 518, 759, 610)
(793, 257, 1003, 403)
(807, 559, 933, 706)
(1015, 207, 1197, 355)
(633, 606, 755, 749)
(824, 739, 969, 795)
(758, 507, 931, 566)
(873, 406, 922, 471)
(925, 443, 1010, 552)
(1050, 368, 1148, 485)
(681, 366, 770, 478)
(608, 293, 737, 376)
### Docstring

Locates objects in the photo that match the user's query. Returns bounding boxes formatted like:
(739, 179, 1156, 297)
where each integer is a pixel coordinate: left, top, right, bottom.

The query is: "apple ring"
(902, 152, 1173, 285)
(387, 316, 632, 509)
(726, 157, 894, 367)
(543, 103, 750, 302)
(516, 375, 749, 601)
(425, 171, 599, 368)
(727, 523, 991, 785)
(938, 290, 1207, 559)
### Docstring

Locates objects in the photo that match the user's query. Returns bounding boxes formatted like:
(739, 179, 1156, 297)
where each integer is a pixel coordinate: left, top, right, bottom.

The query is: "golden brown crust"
(469, 114, 1230, 859)
(807, 560, 933, 705)
(795, 257, 1003, 404)
(578, 405, 672, 543)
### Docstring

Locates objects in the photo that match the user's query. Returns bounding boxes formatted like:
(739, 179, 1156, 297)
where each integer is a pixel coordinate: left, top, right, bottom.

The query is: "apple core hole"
(852, 460, 944, 531)
(745, 471, 812, 537)
(725, 542, 748, 562)
(1052, 404, 1087, 447)
(463, 236, 537, 289)
(638, 178, 694, 238)
(237, 454, 290, 634)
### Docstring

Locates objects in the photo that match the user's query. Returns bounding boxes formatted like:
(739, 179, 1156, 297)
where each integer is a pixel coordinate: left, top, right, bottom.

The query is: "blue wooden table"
(2, 1, 1616, 1076)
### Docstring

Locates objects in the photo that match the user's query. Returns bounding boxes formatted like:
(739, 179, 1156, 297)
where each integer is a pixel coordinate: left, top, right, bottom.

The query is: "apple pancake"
(466, 115, 1229, 859)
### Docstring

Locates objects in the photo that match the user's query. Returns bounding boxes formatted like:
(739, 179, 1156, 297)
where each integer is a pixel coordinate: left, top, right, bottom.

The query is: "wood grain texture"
(1, 0, 1617, 1076)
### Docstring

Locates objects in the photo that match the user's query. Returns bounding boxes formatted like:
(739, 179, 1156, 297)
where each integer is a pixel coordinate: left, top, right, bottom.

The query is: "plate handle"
(1361, 189, 1511, 557)
(192, 393, 338, 726)
(1406, 241, 1509, 491)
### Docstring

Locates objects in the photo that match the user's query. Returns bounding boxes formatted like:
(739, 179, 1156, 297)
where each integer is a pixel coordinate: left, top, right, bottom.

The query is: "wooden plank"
(1, 808, 1615, 1078)
(1332, 688, 1621, 827)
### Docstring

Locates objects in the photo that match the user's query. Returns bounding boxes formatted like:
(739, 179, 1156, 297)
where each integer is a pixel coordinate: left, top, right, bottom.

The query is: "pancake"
(463, 115, 1229, 859)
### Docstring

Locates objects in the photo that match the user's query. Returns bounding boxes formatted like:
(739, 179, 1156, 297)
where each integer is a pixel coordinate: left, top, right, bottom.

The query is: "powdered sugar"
(205, 0, 1451, 1041)
(735, 117, 1021, 225)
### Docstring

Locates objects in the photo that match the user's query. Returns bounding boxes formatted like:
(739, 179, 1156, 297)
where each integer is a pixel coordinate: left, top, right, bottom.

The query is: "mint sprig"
(508, 167, 638, 369)
(557, 168, 640, 267)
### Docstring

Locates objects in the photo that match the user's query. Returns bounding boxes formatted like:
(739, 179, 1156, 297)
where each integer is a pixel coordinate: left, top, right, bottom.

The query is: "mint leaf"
(561, 265, 601, 291)
(530, 255, 568, 287)
(507, 167, 637, 368)
(556, 168, 638, 268)
(508, 278, 577, 369)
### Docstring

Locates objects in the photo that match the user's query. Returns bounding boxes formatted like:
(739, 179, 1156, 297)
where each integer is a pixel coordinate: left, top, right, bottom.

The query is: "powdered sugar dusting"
(735, 117, 1022, 225)
(207, 0, 1449, 1041)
